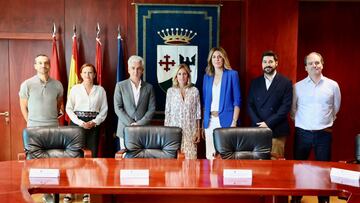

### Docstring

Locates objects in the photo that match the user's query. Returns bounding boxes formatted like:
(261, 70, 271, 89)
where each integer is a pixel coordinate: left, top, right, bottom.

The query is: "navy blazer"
(247, 73, 292, 137)
(203, 69, 241, 128)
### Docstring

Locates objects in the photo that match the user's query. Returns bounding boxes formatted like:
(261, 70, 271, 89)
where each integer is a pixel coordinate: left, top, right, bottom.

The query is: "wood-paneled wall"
(298, 1, 360, 161)
(0, 0, 358, 161)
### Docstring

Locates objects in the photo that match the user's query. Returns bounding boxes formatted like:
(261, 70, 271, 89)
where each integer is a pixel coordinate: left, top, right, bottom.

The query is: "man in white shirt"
(114, 55, 156, 150)
(291, 52, 341, 203)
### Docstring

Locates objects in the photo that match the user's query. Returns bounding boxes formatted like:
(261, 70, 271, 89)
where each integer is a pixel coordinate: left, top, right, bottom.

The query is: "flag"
(67, 34, 79, 96)
(96, 36, 102, 85)
(116, 34, 125, 82)
(95, 34, 105, 157)
(50, 36, 61, 80)
(50, 35, 65, 125)
(66, 34, 79, 123)
(114, 33, 125, 152)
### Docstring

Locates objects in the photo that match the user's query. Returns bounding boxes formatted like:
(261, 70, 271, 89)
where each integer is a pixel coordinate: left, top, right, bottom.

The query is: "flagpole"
(52, 23, 56, 38)
(117, 25, 122, 40)
(96, 23, 102, 85)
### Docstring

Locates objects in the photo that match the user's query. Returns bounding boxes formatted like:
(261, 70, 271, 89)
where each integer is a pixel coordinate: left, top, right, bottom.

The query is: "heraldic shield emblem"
(157, 28, 198, 92)
(136, 4, 220, 111)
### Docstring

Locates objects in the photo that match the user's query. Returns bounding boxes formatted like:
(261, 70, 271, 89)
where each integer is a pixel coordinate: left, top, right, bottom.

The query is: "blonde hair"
(205, 47, 231, 76)
(172, 64, 192, 88)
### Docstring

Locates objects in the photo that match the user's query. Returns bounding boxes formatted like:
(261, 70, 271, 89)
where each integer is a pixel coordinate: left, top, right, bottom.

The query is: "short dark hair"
(262, 50, 278, 62)
(34, 54, 50, 64)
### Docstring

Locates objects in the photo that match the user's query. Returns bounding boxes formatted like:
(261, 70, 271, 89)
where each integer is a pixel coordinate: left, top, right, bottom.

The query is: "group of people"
(19, 47, 340, 203)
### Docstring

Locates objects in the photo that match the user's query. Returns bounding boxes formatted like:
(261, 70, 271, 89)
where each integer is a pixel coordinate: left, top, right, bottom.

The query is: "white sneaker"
(63, 193, 73, 203)
(83, 194, 90, 203)
(42, 193, 54, 203)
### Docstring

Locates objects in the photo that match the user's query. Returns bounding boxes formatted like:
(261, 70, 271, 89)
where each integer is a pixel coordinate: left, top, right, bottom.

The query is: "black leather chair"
(20, 126, 91, 160)
(116, 126, 183, 159)
(341, 134, 360, 164)
(213, 127, 272, 160)
(20, 126, 91, 203)
(355, 134, 360, 163)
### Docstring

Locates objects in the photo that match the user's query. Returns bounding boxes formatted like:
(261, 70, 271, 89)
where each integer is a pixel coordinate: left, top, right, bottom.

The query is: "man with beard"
(247, 50, 293, 158)
(19, 54, 64, 127)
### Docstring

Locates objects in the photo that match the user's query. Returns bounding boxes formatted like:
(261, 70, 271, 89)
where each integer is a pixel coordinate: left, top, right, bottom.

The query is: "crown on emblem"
(157, 28, 197, 45)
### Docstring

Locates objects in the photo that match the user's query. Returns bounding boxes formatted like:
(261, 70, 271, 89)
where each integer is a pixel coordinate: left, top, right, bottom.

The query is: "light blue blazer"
(202, 69, 241, 128)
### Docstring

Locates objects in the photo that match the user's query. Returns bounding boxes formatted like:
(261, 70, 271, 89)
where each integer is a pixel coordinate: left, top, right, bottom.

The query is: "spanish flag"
(66, 33, 79, 123)
(67, 33, 79, 96)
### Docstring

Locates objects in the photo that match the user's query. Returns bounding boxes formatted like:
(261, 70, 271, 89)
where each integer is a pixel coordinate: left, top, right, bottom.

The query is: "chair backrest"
(123, 126, 182, 159)
(356, 134, 360, 163)
(213, 127, 272, 160)
(22, 126, 85, 160)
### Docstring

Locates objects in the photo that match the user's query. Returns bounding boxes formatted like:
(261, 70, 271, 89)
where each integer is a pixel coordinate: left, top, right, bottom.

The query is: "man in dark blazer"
(247, 50, 292, 157)
(114, 55, 156, 150)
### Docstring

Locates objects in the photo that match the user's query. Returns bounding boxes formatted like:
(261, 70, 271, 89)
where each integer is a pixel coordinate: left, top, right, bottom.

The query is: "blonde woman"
(165, 64, 201, 159)
(202, 47, 241, 159)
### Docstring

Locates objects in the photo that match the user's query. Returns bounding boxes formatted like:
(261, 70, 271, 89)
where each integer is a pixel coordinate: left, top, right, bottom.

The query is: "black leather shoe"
(291, 196, 302, 203)
(318, 196, 330, 203)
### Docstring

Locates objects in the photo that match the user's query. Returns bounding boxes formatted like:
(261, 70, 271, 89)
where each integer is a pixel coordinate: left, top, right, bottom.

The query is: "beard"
(263, 66, 275, 75)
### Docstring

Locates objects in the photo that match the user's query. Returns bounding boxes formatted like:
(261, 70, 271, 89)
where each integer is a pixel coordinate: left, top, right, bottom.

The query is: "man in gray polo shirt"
(19, 54, 64, 127)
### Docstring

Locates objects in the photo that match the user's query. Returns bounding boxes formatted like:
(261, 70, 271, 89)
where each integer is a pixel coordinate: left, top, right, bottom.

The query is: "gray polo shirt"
(19, 75, 64, 127)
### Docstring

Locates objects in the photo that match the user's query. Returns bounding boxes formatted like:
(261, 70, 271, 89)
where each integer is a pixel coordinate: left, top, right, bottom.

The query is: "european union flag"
(116, 34, 125, 82)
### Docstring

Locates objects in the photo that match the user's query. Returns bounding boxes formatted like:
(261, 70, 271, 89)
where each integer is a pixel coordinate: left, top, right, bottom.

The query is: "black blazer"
(247, 73, 293, 137)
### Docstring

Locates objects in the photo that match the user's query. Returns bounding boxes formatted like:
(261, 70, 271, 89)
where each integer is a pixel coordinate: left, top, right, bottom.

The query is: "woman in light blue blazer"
(202, 47, 241, 159)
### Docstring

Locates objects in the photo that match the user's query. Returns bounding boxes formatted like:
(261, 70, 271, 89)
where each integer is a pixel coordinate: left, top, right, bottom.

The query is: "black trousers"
(70, 117, 100, 158)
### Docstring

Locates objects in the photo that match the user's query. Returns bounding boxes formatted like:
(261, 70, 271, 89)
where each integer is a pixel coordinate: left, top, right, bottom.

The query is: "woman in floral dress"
(164, 64, 201, 159)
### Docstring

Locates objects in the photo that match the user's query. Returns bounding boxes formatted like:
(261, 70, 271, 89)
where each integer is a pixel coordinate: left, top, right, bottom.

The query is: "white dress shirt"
(66, 84, 108, 126)
(292, 75, 341, 130)
(130, 79, 142, 106)
(264, 71, 277, 90)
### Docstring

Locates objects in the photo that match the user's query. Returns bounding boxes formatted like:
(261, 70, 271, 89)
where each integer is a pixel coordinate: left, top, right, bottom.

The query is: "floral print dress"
(164, 86, 201, 159)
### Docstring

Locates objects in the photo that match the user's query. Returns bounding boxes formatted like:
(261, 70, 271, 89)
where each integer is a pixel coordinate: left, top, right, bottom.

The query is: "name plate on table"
(29, 168, 60, 178)
(330, 168, 360, 187)
(223, 169, 252, 186)
(120, 169, 149, 186)
(29, 177, 59, 185)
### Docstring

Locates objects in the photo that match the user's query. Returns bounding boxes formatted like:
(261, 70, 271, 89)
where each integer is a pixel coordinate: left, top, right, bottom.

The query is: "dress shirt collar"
(264, 71, 277, 90)
(129, 79, 142, 90)
(305, 74, 324, 85)
(264, 70, 277, 82)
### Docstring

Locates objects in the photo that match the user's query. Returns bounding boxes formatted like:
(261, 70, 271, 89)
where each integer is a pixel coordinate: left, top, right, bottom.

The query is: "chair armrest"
(115, 149, 127, 159)
(81, 149, 92, 158)
(18, 152, 26, 161)
(177, 150, 185, 159)
(271, 152, 285, 160)
(214, 153, 222, 159)
(339, 159, 357, 164)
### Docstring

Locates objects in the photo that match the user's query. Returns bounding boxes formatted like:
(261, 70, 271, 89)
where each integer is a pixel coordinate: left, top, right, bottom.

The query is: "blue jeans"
(294, 127, 332, 161)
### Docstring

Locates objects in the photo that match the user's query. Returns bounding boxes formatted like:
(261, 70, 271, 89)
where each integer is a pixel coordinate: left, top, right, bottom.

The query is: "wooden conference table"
(1, 158, 360, 203)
